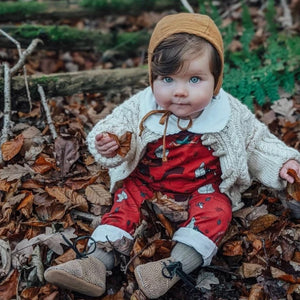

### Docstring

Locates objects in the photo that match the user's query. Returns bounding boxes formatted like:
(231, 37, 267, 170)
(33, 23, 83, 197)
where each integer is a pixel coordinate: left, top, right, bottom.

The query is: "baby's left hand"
(279, 159, 300, 183)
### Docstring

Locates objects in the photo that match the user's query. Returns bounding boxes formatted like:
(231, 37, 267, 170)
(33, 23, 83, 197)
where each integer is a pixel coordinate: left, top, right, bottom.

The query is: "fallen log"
(0, 0, 198, 22)
(0, 25, 150, 53)
(0, 67, 148, 111)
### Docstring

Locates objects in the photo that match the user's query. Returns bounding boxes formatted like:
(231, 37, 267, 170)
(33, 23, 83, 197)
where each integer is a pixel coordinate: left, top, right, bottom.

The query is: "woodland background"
(0, 0, 300, 299)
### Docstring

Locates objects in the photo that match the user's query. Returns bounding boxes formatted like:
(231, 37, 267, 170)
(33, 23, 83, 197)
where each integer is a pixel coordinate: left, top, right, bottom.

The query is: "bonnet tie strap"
(139, 110, 192, 162)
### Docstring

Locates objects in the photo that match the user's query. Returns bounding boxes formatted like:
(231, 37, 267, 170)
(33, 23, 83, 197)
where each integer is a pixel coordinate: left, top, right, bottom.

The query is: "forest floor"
(0, 1, 300, 300)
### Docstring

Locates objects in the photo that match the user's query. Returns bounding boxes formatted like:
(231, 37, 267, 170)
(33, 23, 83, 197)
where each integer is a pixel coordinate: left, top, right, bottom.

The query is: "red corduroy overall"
(101, 131, 232, 244)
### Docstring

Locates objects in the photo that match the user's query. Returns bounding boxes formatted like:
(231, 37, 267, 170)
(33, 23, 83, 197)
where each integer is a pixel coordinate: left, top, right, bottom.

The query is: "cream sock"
(171, 242, 203, 274)
(89, 247, 115, 270)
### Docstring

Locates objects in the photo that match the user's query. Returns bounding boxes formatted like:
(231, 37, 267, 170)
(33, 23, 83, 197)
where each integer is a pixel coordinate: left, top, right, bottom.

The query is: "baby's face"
(153, 51, 215, 119)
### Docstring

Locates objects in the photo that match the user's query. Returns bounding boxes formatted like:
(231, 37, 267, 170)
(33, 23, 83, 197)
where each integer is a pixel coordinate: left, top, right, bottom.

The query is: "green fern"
(221, 2, 300, 108)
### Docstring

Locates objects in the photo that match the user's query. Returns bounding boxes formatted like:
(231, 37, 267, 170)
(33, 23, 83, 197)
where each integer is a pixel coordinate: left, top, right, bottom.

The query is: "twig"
(280, 0, 292, 28)
(0, 63, 12, 163)
(10, 38, 42, 76)
(37, 85, 58, 140)
(180, 0, 194, 13)
(0, 29, 41, 112)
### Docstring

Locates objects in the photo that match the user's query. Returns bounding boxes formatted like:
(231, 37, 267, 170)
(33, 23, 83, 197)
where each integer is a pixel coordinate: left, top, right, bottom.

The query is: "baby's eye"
(163, 77, 173, 83)
(190, 76, 200, 83)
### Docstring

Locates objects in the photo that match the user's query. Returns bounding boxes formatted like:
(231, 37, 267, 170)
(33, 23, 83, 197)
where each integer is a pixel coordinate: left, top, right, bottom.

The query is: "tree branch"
(38, 85, 58, 141)
(0, 63, 12, 163)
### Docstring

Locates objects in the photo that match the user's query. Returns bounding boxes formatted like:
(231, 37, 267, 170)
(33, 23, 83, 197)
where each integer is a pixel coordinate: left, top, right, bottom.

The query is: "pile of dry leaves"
(0, 1, 300, 299)
(0, 88, 299, 300)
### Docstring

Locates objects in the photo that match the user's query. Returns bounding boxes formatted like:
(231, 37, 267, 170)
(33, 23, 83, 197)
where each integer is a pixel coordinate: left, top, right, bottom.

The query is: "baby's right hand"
(95, 133, 119, 158)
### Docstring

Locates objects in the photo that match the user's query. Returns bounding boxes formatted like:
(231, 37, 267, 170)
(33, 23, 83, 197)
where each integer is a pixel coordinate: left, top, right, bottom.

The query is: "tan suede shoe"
(44, 256, 106, 297)
(134, 257, 180, 299)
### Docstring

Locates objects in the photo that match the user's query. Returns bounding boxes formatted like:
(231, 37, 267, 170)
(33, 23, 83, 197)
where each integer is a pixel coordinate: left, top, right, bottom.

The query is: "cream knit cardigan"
(87, 87, 300, 211)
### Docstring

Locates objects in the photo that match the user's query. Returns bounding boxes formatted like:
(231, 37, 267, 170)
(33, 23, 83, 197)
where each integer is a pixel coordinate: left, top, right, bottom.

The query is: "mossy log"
(0, 0, 198, 22)
(0, 67, 148, 111)
(0, 25, 150, 54)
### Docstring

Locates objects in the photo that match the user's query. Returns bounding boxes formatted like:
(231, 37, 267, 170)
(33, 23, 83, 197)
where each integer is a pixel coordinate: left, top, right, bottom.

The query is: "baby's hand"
(95, 133, 119, 158)
(279, 159, 300, 183)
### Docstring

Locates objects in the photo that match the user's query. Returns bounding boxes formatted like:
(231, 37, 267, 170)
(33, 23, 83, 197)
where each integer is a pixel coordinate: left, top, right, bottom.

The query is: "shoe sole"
(44, 268, 105, 297)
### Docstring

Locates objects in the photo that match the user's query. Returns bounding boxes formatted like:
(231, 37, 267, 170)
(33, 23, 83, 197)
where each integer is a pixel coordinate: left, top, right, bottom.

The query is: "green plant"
(0, 1, 46, 16)
(221, 1, 300, 109)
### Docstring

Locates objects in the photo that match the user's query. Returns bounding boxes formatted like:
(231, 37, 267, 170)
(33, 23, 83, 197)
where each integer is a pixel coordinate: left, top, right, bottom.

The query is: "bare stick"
(280, 0, 292, 28)
(10, 38, 42, 76)
(180, 0, 194, 13)
(0, 29, 41, 112)
(0, 63, 12, 163)
(37, 85, 58, 140)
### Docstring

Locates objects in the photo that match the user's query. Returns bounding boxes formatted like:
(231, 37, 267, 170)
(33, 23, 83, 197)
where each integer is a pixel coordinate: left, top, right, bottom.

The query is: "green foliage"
(5, 25, 150, 53)
(80, 0, 155, 11)
(0, 1, 46, 16)
(240, 4, 255, 54)
(221, 1, 300, 109)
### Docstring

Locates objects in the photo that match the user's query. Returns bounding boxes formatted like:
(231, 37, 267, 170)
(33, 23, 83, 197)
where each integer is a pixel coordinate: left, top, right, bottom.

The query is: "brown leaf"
(271, 266, 300, 283)
(32, 155, 57, 174)
(65, 173, 99, 190)
(1, 134, 24, 161)
(222, 240, 243, 256)
(107, 131, 132, 157)
(35, 202, 67, 221)
(0, 164, 34, 181)
(20, 287, 40, 299)
(287, 169, 300, 201)
(45, 186, 88, 212)
(156, 213, 174, 237)
(249, 214, 278, 234)
(0, 180, 11, 192)
(240, 262, 265, 278)
(54, 136, 80, 176)
(85, 184, 112, 206)
(17, 191, 34, 219)
(0, 269, 19, 300)
(21, 179, 43, 189)
(248, 283, 265, 300)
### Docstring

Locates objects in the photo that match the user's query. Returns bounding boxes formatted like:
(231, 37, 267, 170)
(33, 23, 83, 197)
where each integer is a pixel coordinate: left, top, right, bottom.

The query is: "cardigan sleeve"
(239, 102, 300, 189)
(86, 93, 141, 168)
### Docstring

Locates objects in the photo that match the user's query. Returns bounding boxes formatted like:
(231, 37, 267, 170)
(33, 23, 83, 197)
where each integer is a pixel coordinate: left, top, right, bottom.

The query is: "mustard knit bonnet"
(148, 13, 224, 96)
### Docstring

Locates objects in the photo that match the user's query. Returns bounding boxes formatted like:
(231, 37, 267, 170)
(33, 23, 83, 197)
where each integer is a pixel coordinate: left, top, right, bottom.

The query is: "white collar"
(140, 87, 231, 135)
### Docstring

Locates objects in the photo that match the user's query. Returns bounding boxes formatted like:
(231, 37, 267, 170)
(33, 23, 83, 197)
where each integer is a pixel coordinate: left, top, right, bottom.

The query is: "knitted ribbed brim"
(148, 13, 224, 96)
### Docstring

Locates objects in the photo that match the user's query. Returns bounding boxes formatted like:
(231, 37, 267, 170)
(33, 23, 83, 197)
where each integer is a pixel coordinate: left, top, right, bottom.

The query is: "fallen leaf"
(45, 186, 88, 212)
(0, 269, 19, 300)
(249, 214, 278, 233)
(287, 169, 300, 201)
(17, 191, 34, 219)
(54, 136, 80, 177)
(32, 155, 57, 174)
(0, 164, 34, 181)
(271, 266, 300, 283)
(196, 270, 220, 290)
(240, 262, 265, 278)
(85, 184, 112, 206)
(271, 98, 296, 122)
(222, 240, 243, 256)
(1, 134, 24, 161)
(0, 180, 11, 192)
(107, 131, 132, 157)
(248, 283, 265, 300)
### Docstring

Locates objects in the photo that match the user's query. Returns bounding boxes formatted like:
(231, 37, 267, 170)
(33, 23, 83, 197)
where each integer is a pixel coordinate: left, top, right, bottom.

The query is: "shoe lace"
(61, 234, 97, 259)
(162, 260, 197, 290)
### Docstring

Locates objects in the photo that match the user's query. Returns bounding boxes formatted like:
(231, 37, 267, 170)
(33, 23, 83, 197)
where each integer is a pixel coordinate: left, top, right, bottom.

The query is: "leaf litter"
(0, 5, 300, 300)
(0, 86, 298, 300)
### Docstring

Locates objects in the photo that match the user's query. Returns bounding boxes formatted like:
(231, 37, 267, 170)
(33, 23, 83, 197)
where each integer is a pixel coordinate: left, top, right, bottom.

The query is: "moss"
(35, 76, 59, 85)
(0, 1, 46, 16)
(79, 0, 197, 12)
